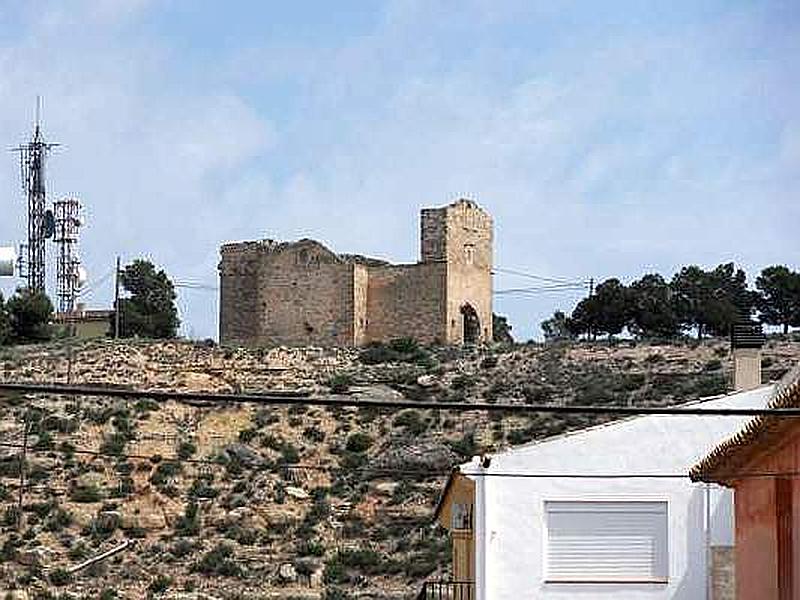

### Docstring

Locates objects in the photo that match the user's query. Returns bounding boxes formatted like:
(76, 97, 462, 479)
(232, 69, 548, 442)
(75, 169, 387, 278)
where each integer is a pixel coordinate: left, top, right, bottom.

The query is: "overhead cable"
(0, 381, 796, 416)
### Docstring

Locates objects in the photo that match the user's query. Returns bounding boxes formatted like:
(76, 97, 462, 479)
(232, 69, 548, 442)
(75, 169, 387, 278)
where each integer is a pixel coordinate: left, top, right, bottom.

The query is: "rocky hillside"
(0, 336, 798, 600)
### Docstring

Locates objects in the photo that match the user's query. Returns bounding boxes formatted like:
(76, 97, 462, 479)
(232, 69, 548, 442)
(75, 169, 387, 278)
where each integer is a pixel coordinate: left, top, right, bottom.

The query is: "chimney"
(731, 319, 766, 392)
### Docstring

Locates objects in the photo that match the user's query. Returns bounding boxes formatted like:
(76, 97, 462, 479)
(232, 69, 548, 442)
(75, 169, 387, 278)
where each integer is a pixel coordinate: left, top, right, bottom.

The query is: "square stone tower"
(420, 198, 493, 344)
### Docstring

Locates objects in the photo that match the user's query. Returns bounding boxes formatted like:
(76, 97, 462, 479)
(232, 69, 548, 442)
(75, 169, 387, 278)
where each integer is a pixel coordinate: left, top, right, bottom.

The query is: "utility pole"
(588, 277, 595, 341)
(114, 256, 121, 339)
(16, 411, 28, 530)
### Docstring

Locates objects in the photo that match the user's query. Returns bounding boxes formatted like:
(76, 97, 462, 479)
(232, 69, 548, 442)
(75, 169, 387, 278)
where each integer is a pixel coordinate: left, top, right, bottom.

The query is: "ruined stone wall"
(257, 241, 357, 347)
(219, 200, 493, 347)
(444, 200, 493, 344)
(365, 263, 447, 344)
(421, 207, 447, 262)
(219, 242, 268, 345)
(353, 264, 369, 346)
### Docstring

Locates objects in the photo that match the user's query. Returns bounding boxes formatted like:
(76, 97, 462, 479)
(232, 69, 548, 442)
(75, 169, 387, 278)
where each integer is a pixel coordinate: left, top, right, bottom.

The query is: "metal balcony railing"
(416, 580, 475, 600)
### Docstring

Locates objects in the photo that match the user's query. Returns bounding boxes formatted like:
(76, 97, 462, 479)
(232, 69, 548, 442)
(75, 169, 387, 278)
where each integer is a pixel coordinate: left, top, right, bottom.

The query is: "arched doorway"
(461, 304, 480, 344)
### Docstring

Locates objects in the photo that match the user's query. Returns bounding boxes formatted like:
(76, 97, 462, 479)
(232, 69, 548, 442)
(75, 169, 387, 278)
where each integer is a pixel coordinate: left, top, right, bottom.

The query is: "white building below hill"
(421, 371, 775, 600)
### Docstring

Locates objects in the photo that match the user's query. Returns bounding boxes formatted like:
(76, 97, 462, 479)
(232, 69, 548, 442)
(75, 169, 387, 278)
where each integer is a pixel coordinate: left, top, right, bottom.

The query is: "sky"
(0, 0, 798, 340)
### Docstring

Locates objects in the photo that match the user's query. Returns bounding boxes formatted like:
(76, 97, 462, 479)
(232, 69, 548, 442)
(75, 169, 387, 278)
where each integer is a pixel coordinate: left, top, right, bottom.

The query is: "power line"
(2, 441, 800, 483)
(494, 284, 588, 295)
(492, 267, 587, 286)
(0, 381, 797, 416)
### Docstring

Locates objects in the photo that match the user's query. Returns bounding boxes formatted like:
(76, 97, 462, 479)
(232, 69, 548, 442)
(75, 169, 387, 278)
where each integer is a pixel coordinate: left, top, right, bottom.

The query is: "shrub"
(359, 338, 432, 365)
(254, 409, 280, 428)
(177, 441, 197, 460)
(298, 540, 325, 557)
(189, 475, 218, 499)
(150, 461, 182, 486)
(451, 374, 477, 390)
(194, 544, 241, 577)
(44, 507, 73, 532)
(148, 574, 172, 594)
(84, 511, 121, 540)
(171, 539, 196, 558)
(328, 373, 354, 394)
(303, 426, 326, 442)
(238, 428, 258, 443)
(393, 410, 427, 435)
(69, 482, 102, 503)
(100, 432, 128, 456)
(448, 432, 478, 458)
(174, 502, 200, 537)
(49, 567, 72, 586)
(345, 433, 373, 453)
(480, 355, 498, 369)
(390, 480, 415, 504)
(280, 443, 300, 465)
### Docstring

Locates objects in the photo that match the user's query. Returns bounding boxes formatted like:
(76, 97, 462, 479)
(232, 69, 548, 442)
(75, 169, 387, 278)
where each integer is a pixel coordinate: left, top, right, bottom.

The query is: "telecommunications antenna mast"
(13, 97, 59, 293)
(53, 197, 84, 313)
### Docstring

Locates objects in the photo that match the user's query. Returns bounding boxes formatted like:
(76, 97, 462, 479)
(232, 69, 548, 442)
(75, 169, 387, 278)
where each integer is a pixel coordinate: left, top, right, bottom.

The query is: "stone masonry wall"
(219, 242, 268, 345)
(443, 200, 493, 344)
(364, 263, 447, 344)
(353, 264, 369, 346)
(256, 241, 357, 347)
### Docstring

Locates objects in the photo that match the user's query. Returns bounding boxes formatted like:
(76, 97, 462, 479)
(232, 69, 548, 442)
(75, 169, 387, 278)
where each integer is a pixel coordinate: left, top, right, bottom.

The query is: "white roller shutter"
(545, 501, 668, 582)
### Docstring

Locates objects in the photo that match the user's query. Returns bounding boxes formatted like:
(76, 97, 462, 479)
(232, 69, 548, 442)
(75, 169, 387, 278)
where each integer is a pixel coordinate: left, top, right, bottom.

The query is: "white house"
(426, 368, 775, 600)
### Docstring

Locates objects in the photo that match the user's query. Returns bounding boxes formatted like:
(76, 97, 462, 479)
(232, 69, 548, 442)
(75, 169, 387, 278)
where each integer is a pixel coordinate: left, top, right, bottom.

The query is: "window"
(464, 244, 475, 265)
(545, 501, 668, 583)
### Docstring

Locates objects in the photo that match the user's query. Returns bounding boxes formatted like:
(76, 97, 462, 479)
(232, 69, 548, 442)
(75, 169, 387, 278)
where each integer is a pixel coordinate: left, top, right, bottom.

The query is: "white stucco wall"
(462, 385, 773, 600)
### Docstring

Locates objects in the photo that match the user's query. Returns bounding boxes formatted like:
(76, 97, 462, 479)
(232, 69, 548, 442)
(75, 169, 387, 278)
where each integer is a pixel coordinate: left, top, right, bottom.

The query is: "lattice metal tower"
(14, 99, 58, 293)
(53, 197, 83, 313)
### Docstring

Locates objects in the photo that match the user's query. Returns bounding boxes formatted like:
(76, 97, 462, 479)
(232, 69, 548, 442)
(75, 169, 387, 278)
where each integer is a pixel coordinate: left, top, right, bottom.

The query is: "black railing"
(416, 580, 475, 600)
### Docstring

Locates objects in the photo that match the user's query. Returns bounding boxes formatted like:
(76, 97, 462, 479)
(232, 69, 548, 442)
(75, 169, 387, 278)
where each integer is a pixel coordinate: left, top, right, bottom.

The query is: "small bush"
(148, 574, 172, 594)
(150, 461, 182, 486)
(238, 428, 258, 443)
(174, 502, 201, 537)
(177, 440, 197, 460)
(451, 374, 477, 390)
(189, 475, 218, 499)
(171, 539, 196, 558)
(69, 482, 102, 503)
(194, 544, 241, 577)
(345, 433, 373, 453)
(393, 410, 427, 435)
(448, 432, 477, 458)
(480, 356, 498, 369)
(359, 338, 432, 366)
(298, 540, 325, 556)
(100, 432, 128, 456)
(49, 567, 72, 586)
(303, 426, 326, 442)
(328, 373, 353, 394)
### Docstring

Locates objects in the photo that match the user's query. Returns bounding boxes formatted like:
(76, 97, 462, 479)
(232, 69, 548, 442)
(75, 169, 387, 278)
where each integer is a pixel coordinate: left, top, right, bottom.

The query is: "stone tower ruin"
(218, 199, 493, 347)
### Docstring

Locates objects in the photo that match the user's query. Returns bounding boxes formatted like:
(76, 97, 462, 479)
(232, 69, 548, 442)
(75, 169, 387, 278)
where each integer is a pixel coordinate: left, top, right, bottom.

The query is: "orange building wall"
(732, 429, 800, 600)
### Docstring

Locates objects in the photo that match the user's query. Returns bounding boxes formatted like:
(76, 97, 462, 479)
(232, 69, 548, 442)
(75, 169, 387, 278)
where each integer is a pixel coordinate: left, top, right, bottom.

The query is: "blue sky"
(0, 0, 798, 340)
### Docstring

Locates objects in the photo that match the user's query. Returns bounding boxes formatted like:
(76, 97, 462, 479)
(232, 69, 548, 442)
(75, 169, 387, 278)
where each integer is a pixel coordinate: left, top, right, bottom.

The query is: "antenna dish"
(77, 266, 88, 288)
(0, 247, 16, 277)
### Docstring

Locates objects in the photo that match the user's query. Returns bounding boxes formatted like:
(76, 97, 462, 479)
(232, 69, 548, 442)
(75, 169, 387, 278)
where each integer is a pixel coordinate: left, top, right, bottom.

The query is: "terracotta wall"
(732, 430, 800, 600)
